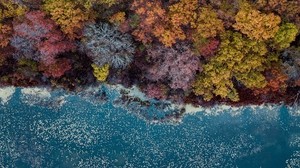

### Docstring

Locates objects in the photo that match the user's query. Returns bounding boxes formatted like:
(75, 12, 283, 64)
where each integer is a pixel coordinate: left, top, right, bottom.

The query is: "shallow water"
(0, 86, 300, 167)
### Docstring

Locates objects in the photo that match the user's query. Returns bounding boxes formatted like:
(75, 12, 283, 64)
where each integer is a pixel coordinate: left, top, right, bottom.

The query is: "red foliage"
(253, 68, 288, 95)
(198, 39, 220, 59)
(39, 58, 72, 78)
(146, 44, 201, 91)
(12, 10, 75, 65)
(143, 83, 168, 100)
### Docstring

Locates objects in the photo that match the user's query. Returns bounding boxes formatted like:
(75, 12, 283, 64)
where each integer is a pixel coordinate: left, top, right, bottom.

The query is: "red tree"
(12, 10, 75, 65)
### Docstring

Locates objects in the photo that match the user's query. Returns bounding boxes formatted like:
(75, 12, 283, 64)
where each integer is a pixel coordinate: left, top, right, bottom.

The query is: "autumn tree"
(192, 7, 224, 39)
(91, 63, 110, 82)
(253, 67, 288, 95)
(156, 0, 198, 47)
(272, 23, 299, 51)
(78, 0, 117, 9)
(39, 58, 72, 78)
(146, 43, 201, 91)
(0, 24, 12, 48)
(11, 10, 75, 64)
(143, 83, 168, 100)
(109, 12, 126, 26)
(197, 38, 220, 59)
(81, 23, 135, 69)
(281, 47, 300, 84)
(233, 8, 281, 41)
(193, 31, 271, 102)
(43, 0, 91, 39)
(0, 0, 27, 21)
(130, 0, 167, 44)
(0, 0, 27, 48)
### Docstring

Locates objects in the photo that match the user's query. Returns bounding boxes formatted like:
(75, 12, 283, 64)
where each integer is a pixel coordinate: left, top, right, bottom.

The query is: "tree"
(81, 23, 135, 69)
(253, 67, 288, 95)
(130, 0, 167, 44)
(0, 24, 12, 48)
(197, 38, 220, 59)
(78, 0, 117, 9)
(39, 58, 72, 78)
(233, 8, 281, 41)
(193, 31, 270, 102)
(109, 12, 126, 26)
(91, 63, 110, 82)
(43, 0, 91, 39)
(272, 23, 299, 50)
(143, 83, 168, 100)
(0, 0, 27, 21)
(146, 43, 201, 91)
(281, 47, 300, 83)
(191, 7, 224, 39)
(11, 10, 75, 64)
(157, 0, 198, 47)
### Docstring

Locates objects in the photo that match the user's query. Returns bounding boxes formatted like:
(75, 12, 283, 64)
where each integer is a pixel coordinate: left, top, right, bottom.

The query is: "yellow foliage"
(233, 8, 281, 40)
(0, 0, 27, 21)
(78, 0, 117, 9)
(193, 31, 270, 102)
(153, 24, 186, 47)
(43, 0, 91, 39)
(109, 12, 126, 25)
(192, 7, 225, 39)
(168, 0, 198, 27)
(0, 24, 12, 48)
(92, 64, 110, 82)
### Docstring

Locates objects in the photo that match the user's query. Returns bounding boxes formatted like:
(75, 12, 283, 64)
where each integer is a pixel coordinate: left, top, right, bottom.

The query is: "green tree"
(272, 23, 299, 50)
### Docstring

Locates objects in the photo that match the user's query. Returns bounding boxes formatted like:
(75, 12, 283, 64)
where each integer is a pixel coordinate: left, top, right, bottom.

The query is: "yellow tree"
(233, 8, 281, 41)
(43, 0, 92, 39)
(0, 1, 27, 48)
(193, 31, 270, 102)
(92, 64, 110, 82)
(191, 7, 225, 39)
(0, 0, 27, 21)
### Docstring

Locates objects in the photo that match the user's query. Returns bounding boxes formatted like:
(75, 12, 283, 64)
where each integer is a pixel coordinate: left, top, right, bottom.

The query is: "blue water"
(0, 87, 300, 167)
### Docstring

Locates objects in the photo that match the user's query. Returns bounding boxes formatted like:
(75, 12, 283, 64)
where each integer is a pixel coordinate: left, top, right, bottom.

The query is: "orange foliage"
(254, 68, 288, 95)
(168, 0, 198, 27)
(0, 24, 12, 48)
(109, 12, 126, 25)
(130, 0, 166, 44)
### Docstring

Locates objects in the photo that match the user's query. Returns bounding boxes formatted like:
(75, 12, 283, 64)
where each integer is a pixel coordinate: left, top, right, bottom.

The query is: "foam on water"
(0, 86, 15, 105)
(0, 86, 299, 167)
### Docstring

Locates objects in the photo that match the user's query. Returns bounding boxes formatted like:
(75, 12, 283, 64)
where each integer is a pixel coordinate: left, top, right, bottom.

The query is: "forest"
(0, 0, 300, 106)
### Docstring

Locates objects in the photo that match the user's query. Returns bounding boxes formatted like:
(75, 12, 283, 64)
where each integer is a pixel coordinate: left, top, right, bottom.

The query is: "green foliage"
(272, 23, 299, 50)
(17, 59, 38, 72)
(193, 31, 270, 102)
